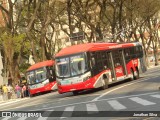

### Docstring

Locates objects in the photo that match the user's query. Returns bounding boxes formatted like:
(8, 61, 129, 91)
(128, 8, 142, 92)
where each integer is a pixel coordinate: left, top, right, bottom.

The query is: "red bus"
(26, 60, 57, 96)
(55, 42, 147, 95)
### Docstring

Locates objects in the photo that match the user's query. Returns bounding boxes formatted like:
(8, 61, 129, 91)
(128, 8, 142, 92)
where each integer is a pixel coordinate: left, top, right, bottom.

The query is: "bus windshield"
(56, 53, 88, 78)
(26, 67, 47, 84)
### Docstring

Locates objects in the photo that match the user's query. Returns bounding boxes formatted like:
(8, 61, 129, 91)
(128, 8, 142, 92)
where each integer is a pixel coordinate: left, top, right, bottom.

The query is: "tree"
(0, 0, 31, 85)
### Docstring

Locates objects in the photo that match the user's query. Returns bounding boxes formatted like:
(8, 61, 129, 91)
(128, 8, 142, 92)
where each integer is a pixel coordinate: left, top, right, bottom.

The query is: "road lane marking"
(60, 106, 75, 119)
(92, 76, 160, 101)
(58, 93, 101, 101)
(3, 93, 101, 111)
(4, 73, 160, 111)
(150, 94, 160, 99)
(129, 97, 156, 106)
(29, 91, 160, 111)
(42, 105, 47, 108)
(86, 103, 99, 114)
(16, 75, 159, 111)
(1, 117, 11, 120)
(17, 117, 27, 120)
(108, 100, 126, 110)
(37, 111, 53, 120)
(0, 98, 29, 107)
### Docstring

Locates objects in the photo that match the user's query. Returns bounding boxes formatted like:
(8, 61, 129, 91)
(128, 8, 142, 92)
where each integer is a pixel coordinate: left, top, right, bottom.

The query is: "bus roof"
(55, 42, 139, 57)
(27, 60, 54, 71)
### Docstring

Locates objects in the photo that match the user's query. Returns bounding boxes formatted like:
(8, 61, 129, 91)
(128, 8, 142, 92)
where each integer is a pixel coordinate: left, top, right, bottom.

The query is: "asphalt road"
(0, 66, 160, 120)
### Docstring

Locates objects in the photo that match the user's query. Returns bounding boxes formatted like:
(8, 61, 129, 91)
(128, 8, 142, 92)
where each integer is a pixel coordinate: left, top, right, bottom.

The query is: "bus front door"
(119, 50, 128, 77)
(111, 50, 127, 80)
(108, 52, 117, 81)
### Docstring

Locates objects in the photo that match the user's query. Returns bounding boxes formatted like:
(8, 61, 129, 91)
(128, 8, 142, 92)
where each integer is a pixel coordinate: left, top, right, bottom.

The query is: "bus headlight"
(83, 76, 91, 82)
(42, 79, 49, 86)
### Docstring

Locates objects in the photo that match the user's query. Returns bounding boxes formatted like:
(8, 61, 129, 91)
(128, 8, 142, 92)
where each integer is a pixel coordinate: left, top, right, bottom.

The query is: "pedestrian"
(15, 84, 21, 98)
(27, 84, 30, 97)
(2, 84, 8, 101)
(7, 84, 13, 99)
(0, 85, 2, 100)
(0, 85, 2, 94)
(22, 84, 27, 98)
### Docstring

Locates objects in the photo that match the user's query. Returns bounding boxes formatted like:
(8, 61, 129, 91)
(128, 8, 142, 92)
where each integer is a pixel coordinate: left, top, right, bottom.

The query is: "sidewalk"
(147, 62, 160, 69)
(0, 98, 29, 107)
(0, 93, 30, 106)
(0, 94, 3, 101)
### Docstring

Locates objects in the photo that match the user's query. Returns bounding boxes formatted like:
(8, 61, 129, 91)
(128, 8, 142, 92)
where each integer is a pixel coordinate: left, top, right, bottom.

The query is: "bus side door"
(112, 50, 126, 79)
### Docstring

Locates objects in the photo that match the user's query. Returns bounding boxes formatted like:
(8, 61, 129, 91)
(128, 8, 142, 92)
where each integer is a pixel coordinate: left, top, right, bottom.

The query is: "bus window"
(138, 46, 143, 57)
(91, 57, 95, 67)
(102, 51, 110, 69)
(112, 50, 122, 67)
(90, 52, 96, 67)
(56, 57, 70, 78)
(47, 66, 56, 82)
(129, 47, 136, 58)
(96, 51, 104, 72)
(124, 48, 131, 62)
(107, 52, 112, 69)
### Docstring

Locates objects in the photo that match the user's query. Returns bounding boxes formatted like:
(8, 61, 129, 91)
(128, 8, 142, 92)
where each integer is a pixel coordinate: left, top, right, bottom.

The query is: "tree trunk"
(67, 0, 74, 45)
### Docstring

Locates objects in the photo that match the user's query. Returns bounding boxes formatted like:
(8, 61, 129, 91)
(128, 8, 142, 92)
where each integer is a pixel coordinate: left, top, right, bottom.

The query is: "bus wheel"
(130, 69, 134, 81)
(73, 91, 79, 96)
(134, 68, 139, 80)
(102, 77, 108, 90)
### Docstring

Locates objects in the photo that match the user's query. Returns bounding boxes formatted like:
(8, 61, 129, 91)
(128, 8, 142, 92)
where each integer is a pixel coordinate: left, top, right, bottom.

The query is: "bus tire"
(130, 69, 134, 81)
(134, 68, 139, 80)
(73, 91, 79, 96)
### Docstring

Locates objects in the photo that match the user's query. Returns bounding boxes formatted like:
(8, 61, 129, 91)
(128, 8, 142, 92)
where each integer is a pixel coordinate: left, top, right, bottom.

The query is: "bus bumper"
(57, 79, 95, 94)
(29, 82, 56, 95)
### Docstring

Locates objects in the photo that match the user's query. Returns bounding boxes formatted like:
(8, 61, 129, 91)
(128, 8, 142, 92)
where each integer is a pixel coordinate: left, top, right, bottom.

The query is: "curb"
(0, 97, 30, 106)
(147, 65, 160, 69)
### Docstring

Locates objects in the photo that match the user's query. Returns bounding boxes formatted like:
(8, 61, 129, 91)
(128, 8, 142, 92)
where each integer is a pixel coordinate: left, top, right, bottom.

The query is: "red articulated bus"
(55, 42, 147, 95)
(26, 60, 57, 96)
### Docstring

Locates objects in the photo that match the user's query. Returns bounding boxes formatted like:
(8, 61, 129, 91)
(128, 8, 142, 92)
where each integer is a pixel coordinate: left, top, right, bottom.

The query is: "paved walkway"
(0, 94, 3, 101)
(0, 92, 29, 104)
(0, 94, 30, 107)
(0, 97, 29, 107)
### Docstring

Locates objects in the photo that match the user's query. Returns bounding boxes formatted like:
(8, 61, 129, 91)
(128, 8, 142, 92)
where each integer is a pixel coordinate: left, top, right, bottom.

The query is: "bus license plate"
(61, 80, 70, 85)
